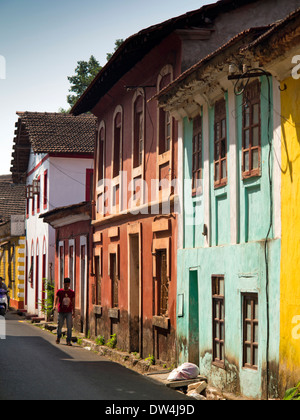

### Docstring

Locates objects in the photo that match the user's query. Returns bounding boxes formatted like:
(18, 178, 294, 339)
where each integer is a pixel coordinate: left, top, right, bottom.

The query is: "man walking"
(54, 278, 75, 346)
(0, 277, 9, 309)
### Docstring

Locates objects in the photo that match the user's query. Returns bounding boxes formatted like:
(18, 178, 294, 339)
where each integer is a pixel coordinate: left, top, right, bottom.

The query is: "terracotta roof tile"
(16, 112, 97, 154)
(0, 175, 26, 224)
(11, 112, 97, 183)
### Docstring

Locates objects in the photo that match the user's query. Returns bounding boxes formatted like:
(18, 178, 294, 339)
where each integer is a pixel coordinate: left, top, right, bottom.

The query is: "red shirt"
(56, 288, 75, 313)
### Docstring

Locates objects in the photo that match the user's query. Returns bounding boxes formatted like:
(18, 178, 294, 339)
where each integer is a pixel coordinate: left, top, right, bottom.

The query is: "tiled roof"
(11, 112, 97, 183)
(16, 112, 97, 154)
(0, 175, 26, 224)
(153, 26, 271, 104)
(71, 0, 260, 115)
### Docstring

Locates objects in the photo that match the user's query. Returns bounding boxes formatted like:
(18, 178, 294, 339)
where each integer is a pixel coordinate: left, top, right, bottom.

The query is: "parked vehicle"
(0, 288, 8, 316)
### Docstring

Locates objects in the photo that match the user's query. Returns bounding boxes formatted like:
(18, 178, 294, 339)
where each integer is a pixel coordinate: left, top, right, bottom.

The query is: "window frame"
(212, 275, 225, 368)
(112, 109, 122, 179)
(214, 98, 227, 188)
(242, 80, 261, 179)
(36, 176, 40, 214)
(43, 170, 48, 210)
(242, 293, 259, 370)
(97, 125, 105, 183)
(156, 249, 169, 317)
(192, 114, 202, 196)
(133, 94, 144, 169)
(158, 74, 172, 156)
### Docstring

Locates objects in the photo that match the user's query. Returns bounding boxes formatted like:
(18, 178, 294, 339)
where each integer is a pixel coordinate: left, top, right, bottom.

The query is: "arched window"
(133, 94, 144, 169)
(30, 241, 34, 289)
(112, 107, 123, 178)
(97, 121, 105, 184)
(35, 240, 39, 310)
(157, 66, 173, 155)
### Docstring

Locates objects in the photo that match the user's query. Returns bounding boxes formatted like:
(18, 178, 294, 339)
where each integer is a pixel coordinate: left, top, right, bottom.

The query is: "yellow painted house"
(280, 75, 300, 391)
(0, 175, 26, 310)
(240, 8, 300, 395)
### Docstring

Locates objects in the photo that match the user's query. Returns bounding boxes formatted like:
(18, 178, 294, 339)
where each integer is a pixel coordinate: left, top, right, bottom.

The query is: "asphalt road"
(0, 312, 191, 401)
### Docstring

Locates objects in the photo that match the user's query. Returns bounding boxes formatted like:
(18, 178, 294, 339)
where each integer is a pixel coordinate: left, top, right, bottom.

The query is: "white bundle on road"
(167, 362, 199, 381)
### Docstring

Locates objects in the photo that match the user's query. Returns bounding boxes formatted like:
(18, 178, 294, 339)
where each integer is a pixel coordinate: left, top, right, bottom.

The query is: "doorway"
(129, 234, 140, 353)
(189, 269, 199, 366)
(80, 244, 86, 333)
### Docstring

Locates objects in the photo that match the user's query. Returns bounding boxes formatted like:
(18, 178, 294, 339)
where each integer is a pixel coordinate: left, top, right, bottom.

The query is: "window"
(110, 253, 118, 308)
(43, 170, 48, 210)
(26, 198, 29, 219)
(97, 126, 105, 182)
(69, 245, 74, 290)
(214, 99, 227, 187)
(133, 95, 144, 168)
(94, 251, 102, 305)
(192, 115, 202, 194)
(85, 169, 93, 201)
(59, 244, 64, 289)
(156, 249, 169, 316)
(80, 244, 86, 311)
(113, 111, 122, 178)
(35, 243, 39, 310)
(32, 194, 35, 216)
(36, 176, 40, 213)
(212, 275, 225, 367)
(158, 73, 172, 155)
(243, 293, 258, 370)
(242, 80, 261, 178)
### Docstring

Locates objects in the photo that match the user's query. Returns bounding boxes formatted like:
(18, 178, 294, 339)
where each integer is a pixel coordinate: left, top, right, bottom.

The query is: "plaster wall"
(279, 76, 300, 393)
(25, 153, 93, 315)
(178, 77, 280, 399)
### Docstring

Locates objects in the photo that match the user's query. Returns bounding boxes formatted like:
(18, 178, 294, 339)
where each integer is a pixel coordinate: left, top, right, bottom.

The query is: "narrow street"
(0, 312, 190, 401)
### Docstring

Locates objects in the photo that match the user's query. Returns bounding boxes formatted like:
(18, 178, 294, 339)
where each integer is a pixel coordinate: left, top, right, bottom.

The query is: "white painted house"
(11, 112, 96, 315)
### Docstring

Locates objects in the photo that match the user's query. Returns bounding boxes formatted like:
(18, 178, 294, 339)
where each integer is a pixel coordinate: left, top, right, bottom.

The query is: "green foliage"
(95, 335, 105, 346)
(67, 55, 101, 108)
(106, 333, 117, 349)
(38, 280, 54, 316)
(145, 354, 155, 366)
(283, 382, 300, 400)
(64, 39, 124, 110)
(106, 39, 124, 61)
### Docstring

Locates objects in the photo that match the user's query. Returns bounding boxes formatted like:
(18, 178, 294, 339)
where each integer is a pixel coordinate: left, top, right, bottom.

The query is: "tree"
(62, 39, 124, 111)
(106, 39, 124, 61)
(66, 55, 101, 108)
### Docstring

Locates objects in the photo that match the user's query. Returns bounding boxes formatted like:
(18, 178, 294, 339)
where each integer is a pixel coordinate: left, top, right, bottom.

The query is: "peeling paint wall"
(177, 77, 281, 399)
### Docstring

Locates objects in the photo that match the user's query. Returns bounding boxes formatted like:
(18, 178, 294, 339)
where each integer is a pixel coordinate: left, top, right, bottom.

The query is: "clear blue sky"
(0, 0, 212, 175)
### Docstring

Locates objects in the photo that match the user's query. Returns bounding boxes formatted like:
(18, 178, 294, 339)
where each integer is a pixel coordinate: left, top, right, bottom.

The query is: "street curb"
(32, 320, 173, 376)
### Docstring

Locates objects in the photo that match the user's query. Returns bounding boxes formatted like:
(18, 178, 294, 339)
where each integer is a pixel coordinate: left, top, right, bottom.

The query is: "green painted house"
(156, 27, 282, 399)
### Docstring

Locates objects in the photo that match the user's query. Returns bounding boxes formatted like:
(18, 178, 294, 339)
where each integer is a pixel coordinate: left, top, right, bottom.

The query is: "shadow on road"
(0, 314, 190, 401)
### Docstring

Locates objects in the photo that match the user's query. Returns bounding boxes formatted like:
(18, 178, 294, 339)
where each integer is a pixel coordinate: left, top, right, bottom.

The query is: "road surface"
(0, 312, 191, 401)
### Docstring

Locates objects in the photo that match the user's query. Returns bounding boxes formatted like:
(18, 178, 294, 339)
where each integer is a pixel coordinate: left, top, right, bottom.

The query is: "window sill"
(93, 305, 102, 315)
(152, 315, 170, 330)
(192, 187, 203, 197)
(158, 150, 171, 165)
(242, 364, 258, 372)
(242, 170, 261, 180)
(108, 308, 119, 320)
(214, 180, 227, 190)
(212, 360, 225, 370)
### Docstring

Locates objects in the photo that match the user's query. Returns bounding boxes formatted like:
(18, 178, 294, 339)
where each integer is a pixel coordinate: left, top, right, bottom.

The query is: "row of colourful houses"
(2, 0, 300, 399)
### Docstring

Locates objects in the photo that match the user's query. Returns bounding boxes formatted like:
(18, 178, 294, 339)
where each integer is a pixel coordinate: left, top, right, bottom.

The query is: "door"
(110, 253, 118, 336)
(189, 269, 199, 366)
(129, 234, 140, 353)
(80, 244, 86, 333)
